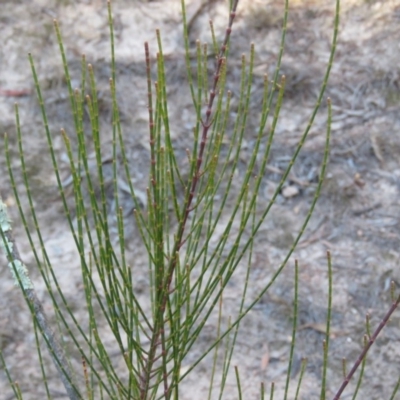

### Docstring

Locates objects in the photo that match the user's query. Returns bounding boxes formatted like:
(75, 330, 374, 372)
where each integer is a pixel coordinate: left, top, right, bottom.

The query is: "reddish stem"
(139, 1, 240, 397)
(333, 292, 400, 399)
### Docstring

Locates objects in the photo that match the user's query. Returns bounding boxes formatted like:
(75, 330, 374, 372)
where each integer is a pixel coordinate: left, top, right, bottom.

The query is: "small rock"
(282, 185, 300, 198)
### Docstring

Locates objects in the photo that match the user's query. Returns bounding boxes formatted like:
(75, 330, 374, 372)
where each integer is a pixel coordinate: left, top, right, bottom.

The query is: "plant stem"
(0, 196, 79, 400)
(140, 0, 240, 397)
(332, 292, 400, 399)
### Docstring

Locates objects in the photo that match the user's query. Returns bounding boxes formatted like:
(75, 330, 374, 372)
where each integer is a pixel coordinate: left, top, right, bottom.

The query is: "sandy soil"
(1, 0, 400, 399)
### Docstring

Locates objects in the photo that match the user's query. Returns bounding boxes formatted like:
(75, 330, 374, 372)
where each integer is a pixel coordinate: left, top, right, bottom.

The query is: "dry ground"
(1, 0, 400, 399)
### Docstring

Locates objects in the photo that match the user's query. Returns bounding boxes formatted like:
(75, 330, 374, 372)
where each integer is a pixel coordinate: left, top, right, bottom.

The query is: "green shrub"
(2, 1, 397, 399)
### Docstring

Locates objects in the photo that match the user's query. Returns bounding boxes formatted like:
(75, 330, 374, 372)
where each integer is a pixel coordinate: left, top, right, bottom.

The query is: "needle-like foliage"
(4, 1, 396, 400)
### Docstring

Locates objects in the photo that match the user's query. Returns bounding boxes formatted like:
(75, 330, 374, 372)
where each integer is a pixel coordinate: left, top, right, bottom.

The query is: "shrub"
(2, 0, 397, 399)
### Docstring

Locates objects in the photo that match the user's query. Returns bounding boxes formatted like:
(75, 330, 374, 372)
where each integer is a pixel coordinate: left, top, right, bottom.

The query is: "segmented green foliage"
(0, 0, 343, 399)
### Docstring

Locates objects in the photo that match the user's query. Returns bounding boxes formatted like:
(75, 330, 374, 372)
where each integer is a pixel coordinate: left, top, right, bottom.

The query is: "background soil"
(1, 0, 400, 399)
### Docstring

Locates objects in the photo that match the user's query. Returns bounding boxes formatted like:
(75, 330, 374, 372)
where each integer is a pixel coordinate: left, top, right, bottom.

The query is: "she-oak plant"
(2, 0, 400, 399)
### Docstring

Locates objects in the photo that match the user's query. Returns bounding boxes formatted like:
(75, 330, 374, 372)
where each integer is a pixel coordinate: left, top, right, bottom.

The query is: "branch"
(333, 288, 400, 399)
(139, 0, 241, 396)
(0, 196, 80, 400)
